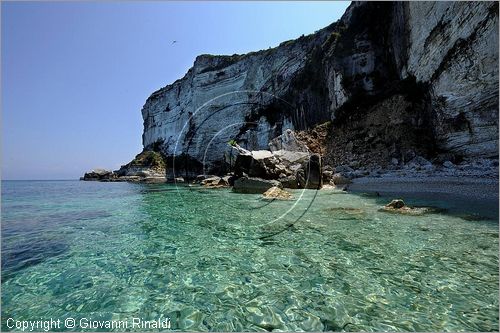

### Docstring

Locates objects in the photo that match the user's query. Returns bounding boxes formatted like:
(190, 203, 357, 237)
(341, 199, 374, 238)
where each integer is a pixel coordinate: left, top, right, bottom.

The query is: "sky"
(1, 1, 350, 180)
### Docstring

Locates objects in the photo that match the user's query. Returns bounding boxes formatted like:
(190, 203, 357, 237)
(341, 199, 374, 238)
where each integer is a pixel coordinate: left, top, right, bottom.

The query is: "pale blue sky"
(2, 1, 350, 180)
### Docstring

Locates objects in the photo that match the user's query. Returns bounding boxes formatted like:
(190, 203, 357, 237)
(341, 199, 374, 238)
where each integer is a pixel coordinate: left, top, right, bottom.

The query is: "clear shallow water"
(1, 180, 498, 332)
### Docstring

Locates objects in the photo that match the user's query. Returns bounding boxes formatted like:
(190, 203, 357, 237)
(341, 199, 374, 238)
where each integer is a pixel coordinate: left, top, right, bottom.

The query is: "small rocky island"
(82, 1, 499, 195)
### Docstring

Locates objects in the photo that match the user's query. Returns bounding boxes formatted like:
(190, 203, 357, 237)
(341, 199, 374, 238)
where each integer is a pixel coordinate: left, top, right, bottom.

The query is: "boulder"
(404, 161, 419, 170)
(222, 175, 236, 186)
(410, 155, 432, 167)
(273, 150, 309, 165)
(82, 169, 116, 181)
(233, 177, 282, 194)
(231, 143, 252, 156)
(442, 161, 455, 168)
(268, 129, 309, 152)
(201, 176, 229, 188)
(422, 164, 435, 172)
(174, 177, 185, 183)
(349, 160, 361, 169)
(303, 154, 322, 189)
(142, 177, 168, 184)
(234, 151, 275, 178)
(279, 175, 299, 189)
(296, 168, 306, 188)
(386, 199, 405, 209)
(351, 169, 369, 178)
(332, 173, 351, 185)
(193, 174, 218, 183)
(322, 170, 334, 183)
(335, 165, 354, 173)
(234, 149, 308, 180)
(382, 199, 433, 215)
(262, 187, 293, 200)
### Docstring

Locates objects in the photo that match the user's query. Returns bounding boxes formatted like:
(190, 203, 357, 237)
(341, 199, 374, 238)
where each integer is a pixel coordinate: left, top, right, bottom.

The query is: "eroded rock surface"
(81, 169, 116, 181)
(233, 177, 282, 194)
(262, 187, 293, 200)
(95, 2, 497, 182)
(116, 151, 167, 179)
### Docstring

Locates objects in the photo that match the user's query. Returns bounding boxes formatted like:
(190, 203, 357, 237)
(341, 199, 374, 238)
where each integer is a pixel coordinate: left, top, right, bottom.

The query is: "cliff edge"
(134, 1, 498, 179)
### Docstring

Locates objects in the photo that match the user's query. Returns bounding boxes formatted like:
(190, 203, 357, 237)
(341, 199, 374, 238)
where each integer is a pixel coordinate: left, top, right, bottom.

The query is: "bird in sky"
(172, 40, 177, 45)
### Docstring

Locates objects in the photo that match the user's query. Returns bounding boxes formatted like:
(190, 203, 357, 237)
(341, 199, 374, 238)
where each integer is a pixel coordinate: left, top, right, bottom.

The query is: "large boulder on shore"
(332, 173, 351, 185)
(234, 150, 278, 178)
(269, 129, 309, 153)
(279, 175, 299, 189)
(303, 154, 322, 189)
(201, 176, 229, 188)
(232, 145, 323, 189)
(233, 177, 282, 194)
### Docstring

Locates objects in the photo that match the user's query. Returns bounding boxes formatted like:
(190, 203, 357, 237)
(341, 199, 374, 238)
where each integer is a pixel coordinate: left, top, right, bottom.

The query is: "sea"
(1, 180, 498, 331)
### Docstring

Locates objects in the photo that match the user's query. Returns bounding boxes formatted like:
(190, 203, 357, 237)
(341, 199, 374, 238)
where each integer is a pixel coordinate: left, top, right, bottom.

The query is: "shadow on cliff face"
(147, 91, 303, 179)
(324, 76, 439, 168)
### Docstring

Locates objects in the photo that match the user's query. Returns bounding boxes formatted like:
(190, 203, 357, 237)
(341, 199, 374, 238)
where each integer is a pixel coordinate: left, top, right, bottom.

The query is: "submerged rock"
(262, 187, 293, 200)
(382, 199, 434, 215)
(324, 207, 366, 220)
(233, 177, 282, 194)
(386, 199, 406, 209)
(382, 206, 432, 216)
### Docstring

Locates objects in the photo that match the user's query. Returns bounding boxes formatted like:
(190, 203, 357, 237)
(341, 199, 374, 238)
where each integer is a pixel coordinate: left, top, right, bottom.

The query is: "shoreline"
(348, 175, 499, 220)
(349, 175, 499, 200)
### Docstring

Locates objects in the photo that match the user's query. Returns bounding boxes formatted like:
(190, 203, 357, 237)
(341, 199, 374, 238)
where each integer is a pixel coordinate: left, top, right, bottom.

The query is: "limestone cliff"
(138, 1, 498, 177)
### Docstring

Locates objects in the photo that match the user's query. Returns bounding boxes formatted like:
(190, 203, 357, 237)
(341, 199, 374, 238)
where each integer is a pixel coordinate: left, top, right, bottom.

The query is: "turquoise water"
(1, 180, 498, 331)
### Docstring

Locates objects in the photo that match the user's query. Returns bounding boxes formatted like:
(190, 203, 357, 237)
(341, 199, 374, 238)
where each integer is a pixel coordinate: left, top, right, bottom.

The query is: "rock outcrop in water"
(81, 151, 169, 182)
(81, 169, 117, 181)
(116, 151, 167, 179)
(96, 1, 497, 183)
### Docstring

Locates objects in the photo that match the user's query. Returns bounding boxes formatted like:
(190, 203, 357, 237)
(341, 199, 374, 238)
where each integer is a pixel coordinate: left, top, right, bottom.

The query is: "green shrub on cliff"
(129, 151, 166, 170)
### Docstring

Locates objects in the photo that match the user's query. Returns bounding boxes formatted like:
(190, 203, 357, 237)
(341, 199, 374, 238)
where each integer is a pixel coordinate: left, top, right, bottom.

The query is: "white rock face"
(138, 1, 498, 174)
(404, 2, 499, 157)
(141, 31, 333, 172)
(268, 129, 309, 152)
